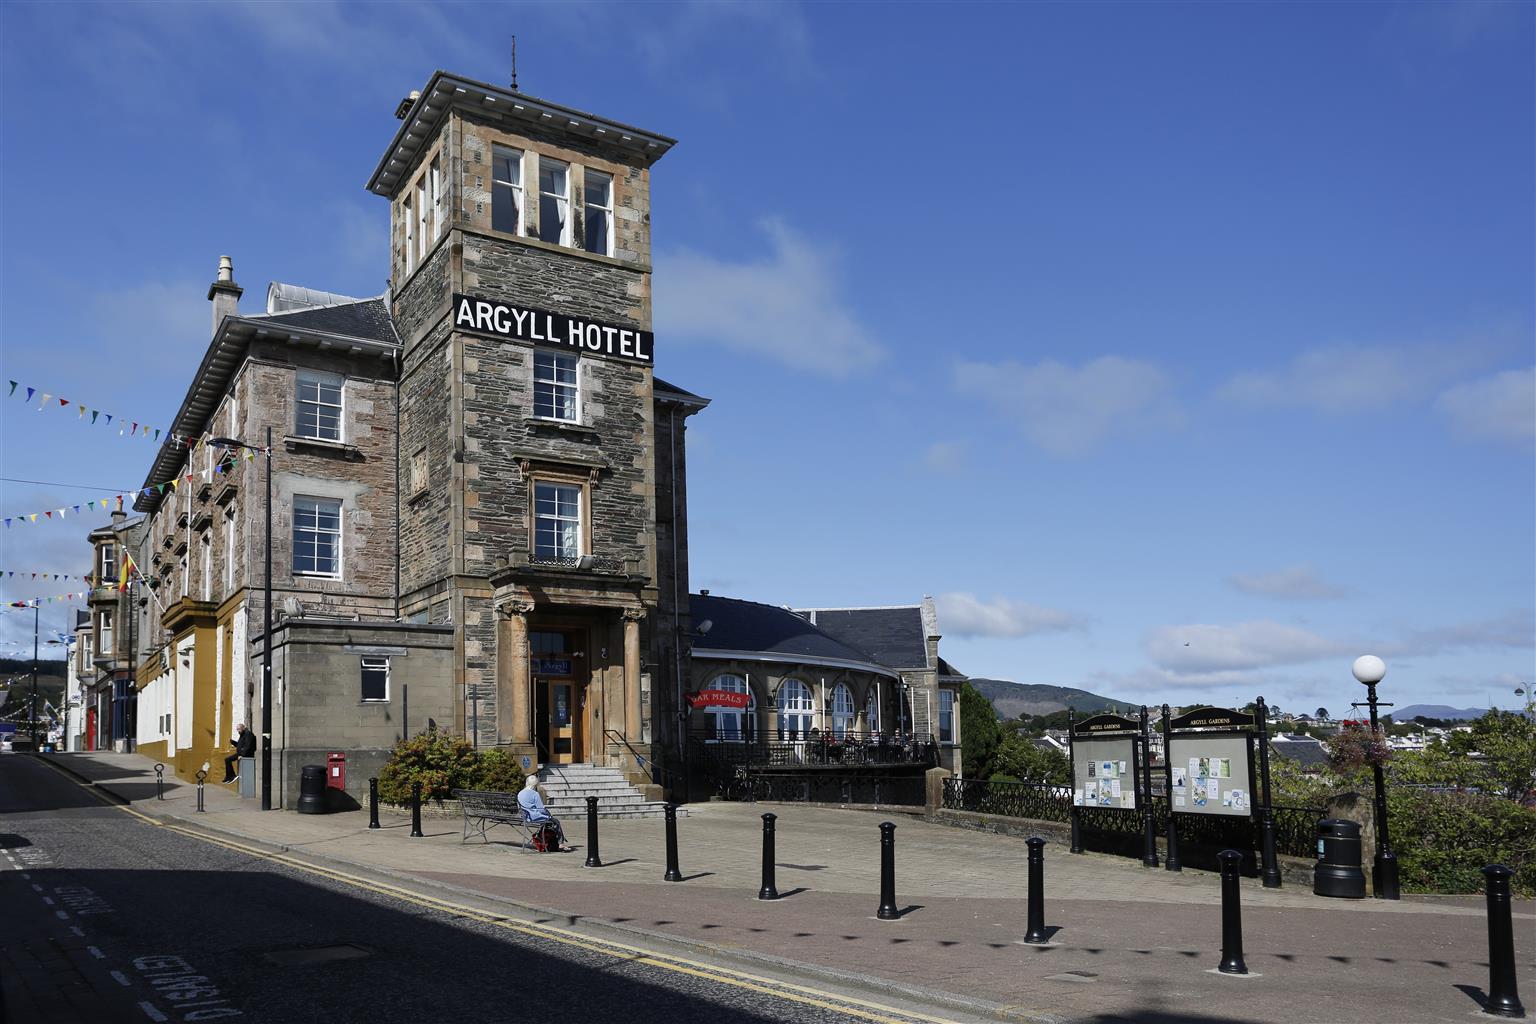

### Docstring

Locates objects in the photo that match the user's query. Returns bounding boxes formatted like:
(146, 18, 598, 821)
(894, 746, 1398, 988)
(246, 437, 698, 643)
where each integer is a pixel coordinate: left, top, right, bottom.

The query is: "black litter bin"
(297, 764, 329, 814)
(1314, 818, 1366, 898)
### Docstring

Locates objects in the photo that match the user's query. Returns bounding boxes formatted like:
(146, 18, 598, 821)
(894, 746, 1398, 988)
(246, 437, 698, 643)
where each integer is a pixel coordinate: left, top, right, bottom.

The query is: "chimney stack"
(208, 255, 242, 335)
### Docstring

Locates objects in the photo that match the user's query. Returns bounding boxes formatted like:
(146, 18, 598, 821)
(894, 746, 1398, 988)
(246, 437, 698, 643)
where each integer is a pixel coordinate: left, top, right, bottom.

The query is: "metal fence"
(942, 777, 1071, 823)
(740, 772, 927, 806)
(941, 777, 1323, 860)
(692, 734, 939, 772)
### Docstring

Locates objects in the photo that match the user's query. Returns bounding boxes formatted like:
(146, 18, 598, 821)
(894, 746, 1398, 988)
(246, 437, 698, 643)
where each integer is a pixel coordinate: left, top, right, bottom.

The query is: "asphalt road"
(0, 755, 958, 1024)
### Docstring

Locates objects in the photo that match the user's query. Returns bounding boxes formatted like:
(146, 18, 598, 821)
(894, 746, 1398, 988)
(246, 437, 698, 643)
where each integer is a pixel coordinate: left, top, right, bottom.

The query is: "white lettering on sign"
(453, 293, 653, 364)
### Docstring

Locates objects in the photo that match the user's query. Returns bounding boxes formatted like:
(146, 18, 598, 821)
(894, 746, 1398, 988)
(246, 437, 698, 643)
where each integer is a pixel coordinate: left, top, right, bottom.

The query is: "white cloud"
(1434, 367, 1535, 442)
(919, 441, 968, 476)
(653, 220, 883, 376)
(1145, 620, 1353, 675)
(952, 356, 1180, 456)
(1392, 610, 1534, 657)
(1227, 564, 1349, 600)
(1218, 343, 1486, 413)
(935, 592, 1086, 638)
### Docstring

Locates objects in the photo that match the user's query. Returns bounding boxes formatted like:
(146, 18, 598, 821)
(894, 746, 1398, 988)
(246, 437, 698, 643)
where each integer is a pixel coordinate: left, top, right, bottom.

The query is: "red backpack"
(530, 824, 560, 852)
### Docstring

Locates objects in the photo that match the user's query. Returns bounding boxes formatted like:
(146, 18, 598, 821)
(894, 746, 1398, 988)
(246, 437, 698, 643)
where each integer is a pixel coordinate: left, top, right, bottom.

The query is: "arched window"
(830, 683, 856, 738)
(777, 679, 814, 739)
(706, 674, 753, 742)
(865, 687, 880, 735)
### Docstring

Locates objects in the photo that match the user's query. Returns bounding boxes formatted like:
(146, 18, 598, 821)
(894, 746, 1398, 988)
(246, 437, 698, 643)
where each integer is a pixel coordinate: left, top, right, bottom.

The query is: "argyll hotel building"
(91, 69, 963, 803)
(107, 70, 706, 803)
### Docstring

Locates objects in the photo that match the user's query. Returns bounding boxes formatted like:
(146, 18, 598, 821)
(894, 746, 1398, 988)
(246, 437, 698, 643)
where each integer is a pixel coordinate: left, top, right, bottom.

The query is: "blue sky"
(2, 1, 1531, 715)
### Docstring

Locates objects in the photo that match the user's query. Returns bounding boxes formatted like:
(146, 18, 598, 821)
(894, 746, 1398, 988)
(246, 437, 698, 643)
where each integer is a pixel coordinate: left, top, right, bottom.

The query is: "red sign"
(687, 689, 751, 709)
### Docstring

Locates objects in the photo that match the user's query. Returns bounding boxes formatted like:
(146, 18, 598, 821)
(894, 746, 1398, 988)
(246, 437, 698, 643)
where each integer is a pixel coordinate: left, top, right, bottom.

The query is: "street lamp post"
(1352, 654, 1399, 901)
(211, 430, 273, 810)
(29, 603, 40, 750)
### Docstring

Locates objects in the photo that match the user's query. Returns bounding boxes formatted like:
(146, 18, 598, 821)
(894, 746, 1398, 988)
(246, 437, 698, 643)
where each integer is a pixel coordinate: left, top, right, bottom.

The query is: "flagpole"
(30, 603, 39, 750)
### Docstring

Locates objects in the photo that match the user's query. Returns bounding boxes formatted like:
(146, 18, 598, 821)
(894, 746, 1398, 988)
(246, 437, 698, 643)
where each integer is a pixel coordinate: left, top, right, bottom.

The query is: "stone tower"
(370, 71, 705, 783)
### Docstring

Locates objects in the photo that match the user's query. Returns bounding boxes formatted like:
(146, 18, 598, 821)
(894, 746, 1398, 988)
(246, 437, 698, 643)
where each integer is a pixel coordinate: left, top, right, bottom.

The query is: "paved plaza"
(33, 752, 1533, 1024)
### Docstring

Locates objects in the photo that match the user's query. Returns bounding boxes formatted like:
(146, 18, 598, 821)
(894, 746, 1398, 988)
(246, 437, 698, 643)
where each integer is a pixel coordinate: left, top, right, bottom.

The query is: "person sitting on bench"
(516, 776, 572, 851)
(222, 723, 256, 783)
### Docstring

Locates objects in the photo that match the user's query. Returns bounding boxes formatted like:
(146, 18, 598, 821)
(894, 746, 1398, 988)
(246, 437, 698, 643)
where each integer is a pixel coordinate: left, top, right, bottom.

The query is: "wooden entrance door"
(531, 629, 584, 765)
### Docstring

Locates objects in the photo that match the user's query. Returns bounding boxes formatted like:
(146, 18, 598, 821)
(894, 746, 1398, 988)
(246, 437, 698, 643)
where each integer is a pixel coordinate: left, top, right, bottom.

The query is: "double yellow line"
(48, 762, 974, 1024)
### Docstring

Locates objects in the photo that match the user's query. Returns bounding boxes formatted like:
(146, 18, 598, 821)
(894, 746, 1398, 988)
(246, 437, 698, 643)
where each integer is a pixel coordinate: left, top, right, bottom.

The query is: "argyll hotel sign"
(454, 294, 654, 365)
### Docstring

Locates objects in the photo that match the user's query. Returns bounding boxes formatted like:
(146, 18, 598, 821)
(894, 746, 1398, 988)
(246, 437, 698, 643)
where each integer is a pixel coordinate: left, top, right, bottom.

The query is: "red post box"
(326, 751, 347, 791)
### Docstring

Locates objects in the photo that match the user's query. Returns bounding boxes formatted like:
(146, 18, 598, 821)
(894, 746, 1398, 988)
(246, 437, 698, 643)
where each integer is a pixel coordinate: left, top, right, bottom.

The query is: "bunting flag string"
(3, 594, 83, 614)
(3, 449, 260, 529)
(5, 378, 195, 447)
(0, 572, 97, 583)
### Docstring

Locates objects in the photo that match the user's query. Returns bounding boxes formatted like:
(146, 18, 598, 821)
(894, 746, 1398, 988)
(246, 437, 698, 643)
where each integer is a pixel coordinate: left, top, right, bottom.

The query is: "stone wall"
(266, 619, 455, 809)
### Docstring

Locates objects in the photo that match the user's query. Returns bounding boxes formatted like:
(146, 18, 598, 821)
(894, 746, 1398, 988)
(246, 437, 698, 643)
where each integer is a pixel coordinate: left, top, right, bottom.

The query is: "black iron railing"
(602, 729, 676, 793)
(693, 733, 939, 772)
(739, 772, 926, 806)
(1271, 804, 1324, 859)
(943, 777, 1071, 822)
(526, 553, 626, 572)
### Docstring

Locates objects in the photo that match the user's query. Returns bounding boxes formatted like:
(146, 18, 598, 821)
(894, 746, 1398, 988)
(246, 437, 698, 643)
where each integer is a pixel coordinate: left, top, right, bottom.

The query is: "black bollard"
(877, 821, 899, 920)
(368, 777, 381, 830)
(759, 813, 779, 900)
(155, 763, 165, 800)
(1024, 836, 1049, 943)
(585, 796, 603, 868)
(1069, 805, 1083, 855)
(195, 770, 207, 813)
(1482, 864, 1526, 1018)
(663, 803, 682, 881)
(410, 781, 424, 838)
(1217, 849, 1248, 975)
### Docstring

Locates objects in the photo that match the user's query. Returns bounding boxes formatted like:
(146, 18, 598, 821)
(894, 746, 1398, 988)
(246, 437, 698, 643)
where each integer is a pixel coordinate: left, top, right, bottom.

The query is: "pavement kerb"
(34, 755, 1057, 1024)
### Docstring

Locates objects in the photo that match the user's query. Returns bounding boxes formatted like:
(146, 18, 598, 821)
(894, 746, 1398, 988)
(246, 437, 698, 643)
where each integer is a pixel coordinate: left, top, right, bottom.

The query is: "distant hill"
(969, 679, 1125, 720)
(1393, 704, 1489, 722)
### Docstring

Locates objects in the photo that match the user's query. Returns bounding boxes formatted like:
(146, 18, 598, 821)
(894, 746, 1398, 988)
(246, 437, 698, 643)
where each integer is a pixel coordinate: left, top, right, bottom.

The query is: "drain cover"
(262, 944, 371, 966)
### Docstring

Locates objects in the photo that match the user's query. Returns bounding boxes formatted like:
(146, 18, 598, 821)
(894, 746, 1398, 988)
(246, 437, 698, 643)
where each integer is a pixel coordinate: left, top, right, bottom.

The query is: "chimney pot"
(208, 255, 243, 334)
(217, 255, 233, 282)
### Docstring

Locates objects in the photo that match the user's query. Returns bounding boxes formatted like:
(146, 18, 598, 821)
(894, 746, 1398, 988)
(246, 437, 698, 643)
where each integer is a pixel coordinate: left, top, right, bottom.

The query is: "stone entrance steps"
(536, 763, 683, 819)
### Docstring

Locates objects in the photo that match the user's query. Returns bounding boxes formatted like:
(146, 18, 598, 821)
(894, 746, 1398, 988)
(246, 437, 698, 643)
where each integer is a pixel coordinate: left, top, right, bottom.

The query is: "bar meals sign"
(453, 293, 653, 365)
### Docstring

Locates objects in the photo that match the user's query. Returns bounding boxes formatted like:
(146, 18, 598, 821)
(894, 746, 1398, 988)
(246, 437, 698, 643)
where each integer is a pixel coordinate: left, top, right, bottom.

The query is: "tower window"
(533, 351, 578, 422)
(431, 154, 446, 240)
(538, 158, 570, 246)
(492, 146, 523, 235)
(584, 170, 613, 256)
(533, 482, 581, 561)
(415, 175, 429, 264)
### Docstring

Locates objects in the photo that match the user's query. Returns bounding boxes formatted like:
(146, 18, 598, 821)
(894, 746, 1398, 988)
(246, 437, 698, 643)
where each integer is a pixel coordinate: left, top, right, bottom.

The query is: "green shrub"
(471, 749, 525, 793)
(1389, 789, 1536, 897)
(378, 729, 480, 804)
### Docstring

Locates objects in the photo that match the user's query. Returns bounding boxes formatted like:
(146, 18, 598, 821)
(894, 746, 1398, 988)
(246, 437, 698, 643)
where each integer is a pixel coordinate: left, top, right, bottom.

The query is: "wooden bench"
(452, 789, 540, 852)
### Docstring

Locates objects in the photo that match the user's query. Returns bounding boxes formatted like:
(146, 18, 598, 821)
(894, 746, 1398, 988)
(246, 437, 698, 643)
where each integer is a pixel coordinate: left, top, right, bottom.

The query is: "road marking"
(41, 896, 54, 905)
(88, 945, 106, 959)
(111, 969, 131, 986)
(70, 926, 86, 937)
(55, 910, 69, 920)
(138, 1001, 169, 1022)
(38, 757, 963, 1024)
(31, 883, 43, 892)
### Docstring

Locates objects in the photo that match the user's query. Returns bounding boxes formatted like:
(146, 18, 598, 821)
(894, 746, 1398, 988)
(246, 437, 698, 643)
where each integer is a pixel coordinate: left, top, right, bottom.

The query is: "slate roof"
(797, 607, 929, 670)
(1270, 735, 1329, 768)
(250, 297, 398, 346)
(691, 594, 893, 674)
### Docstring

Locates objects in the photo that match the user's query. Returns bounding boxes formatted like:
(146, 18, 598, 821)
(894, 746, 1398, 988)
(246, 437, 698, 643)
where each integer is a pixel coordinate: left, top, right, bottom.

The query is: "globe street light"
(1351, 654, 1399, 900)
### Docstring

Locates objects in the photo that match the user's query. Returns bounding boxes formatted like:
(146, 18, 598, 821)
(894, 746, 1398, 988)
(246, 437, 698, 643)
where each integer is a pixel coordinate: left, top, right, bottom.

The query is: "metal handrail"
(601, 728, 675, 790)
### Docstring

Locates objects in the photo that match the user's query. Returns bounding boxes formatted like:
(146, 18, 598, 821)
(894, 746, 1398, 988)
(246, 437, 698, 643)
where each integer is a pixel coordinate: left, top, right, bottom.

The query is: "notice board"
(1167, 733, 1255, 817)
(1072, 736, 1138, 810)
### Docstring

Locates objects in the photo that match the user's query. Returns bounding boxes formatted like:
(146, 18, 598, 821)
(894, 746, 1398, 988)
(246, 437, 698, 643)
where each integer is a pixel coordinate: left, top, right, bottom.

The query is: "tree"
(1315, 707, 1329, 721)
(959, 682, 1002, 779)
(1447, 707, 1536, 803)
(990, 733, 1070, 784)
